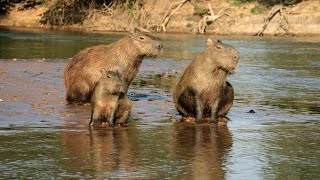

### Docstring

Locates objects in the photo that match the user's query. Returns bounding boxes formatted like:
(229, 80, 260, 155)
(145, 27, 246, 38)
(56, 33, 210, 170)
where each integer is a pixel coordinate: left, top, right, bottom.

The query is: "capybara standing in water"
(90, 69, 132, 126)
(64, 29, 163, 104)
(172, 39, 240, 124)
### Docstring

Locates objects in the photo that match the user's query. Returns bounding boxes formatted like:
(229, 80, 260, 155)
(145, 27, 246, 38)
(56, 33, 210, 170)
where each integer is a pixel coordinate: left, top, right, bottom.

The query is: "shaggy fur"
(172, 39, 240, 123)
(90, 69, 132, 126)
(64, 29, 163, 103)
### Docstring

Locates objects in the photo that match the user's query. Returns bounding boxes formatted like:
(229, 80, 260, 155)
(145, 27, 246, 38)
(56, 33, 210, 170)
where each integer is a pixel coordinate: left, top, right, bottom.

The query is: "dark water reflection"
(0, 27, 319, 179)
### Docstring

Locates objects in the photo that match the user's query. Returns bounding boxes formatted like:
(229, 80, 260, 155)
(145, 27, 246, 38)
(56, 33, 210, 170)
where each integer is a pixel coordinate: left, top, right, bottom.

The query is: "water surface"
(0, 27, 319, 179)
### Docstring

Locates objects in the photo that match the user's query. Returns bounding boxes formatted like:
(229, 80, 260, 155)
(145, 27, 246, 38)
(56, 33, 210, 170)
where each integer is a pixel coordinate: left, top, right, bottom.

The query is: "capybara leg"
(175, 102, 189, 117)
(217, 82, 234, 117)
(195, 95, 204, 124)
(107, 111, 115, 127)
(210, 100, 219, 123)
(90, 109, 101, 126)
(108, 103, 119, 127)
(117, 110, 130, 124)
(217, 102, 233, 117)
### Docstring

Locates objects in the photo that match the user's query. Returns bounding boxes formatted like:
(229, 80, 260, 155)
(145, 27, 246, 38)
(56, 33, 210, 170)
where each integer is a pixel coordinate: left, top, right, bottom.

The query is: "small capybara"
(172, 39, 240, 124)
(64, 29, 163, 104)
(90, 69, 132, 126)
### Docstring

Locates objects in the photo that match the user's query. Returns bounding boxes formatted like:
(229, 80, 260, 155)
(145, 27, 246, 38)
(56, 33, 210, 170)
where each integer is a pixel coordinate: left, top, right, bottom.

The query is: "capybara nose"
(157, 41, 163, 49)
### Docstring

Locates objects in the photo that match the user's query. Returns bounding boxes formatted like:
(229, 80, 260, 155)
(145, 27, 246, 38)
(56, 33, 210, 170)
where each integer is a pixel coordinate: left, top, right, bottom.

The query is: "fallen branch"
(198, 4, 229, 34)
(154, 0, 189, 32)
(274, 8, 294, 36)
(255, 5, 293, 36)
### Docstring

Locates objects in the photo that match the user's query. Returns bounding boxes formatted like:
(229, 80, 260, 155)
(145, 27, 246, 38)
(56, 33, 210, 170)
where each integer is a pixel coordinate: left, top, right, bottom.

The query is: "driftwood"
(198, 4, 229, 34)
(256, 5, 293, 36)
(151, 0, 189, 32)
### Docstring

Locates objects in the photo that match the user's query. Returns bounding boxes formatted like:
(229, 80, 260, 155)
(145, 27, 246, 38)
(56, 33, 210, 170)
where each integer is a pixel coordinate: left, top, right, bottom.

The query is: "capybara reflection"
(90, 69, 132, 126)
(172, 39, 240, 124)
(64, 29, 163, 103)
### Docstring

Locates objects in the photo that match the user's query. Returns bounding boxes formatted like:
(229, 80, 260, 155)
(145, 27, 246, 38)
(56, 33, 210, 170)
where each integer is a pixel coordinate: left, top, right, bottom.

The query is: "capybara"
(90, 69, 132, 126)
(64, 29, 163, 104)
(114, 95, 132, 125)
(172, 39, 240, 124)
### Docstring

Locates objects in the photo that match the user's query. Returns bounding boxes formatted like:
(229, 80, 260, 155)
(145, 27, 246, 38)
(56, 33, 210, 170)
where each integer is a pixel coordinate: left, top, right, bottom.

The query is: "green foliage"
(41, 0, 141, 26)
(125, 0, 142, 19)
(236, 0, 303, 6)
(0, 0, 46, 14)
(250, 4, 268, 14)
(250, 7, 256, 14)
(193, 4, 209, 16)
(232, 1, 245, 7)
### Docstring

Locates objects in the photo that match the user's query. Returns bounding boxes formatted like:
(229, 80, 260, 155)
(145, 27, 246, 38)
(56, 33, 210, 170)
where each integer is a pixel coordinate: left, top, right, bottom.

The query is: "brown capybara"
(64, 29, 163, 104)
(172, 39, 240, 124)
(90, 69, 132, 127)
(113, 95, 132, 125)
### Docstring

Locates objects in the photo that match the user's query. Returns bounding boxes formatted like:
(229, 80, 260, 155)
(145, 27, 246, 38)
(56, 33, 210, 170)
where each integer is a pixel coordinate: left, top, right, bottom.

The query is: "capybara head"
(99, 69, 124, 94)
(129, 29, 163, 57)
(206, 38, 240, 75)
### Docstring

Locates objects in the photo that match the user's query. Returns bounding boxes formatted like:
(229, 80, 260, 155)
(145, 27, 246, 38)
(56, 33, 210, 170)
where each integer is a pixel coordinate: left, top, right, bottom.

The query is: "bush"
(40, 0, 141, 26)
(193, 4, 209, 16)
(238, 0, 303, 6)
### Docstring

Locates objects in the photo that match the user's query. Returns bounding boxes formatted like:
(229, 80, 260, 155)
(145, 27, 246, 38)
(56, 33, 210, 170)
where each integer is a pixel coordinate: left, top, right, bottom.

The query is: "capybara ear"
(207, 39, 214, 47)
(100, 68, 108, 77)
(129, 28, 140, 38)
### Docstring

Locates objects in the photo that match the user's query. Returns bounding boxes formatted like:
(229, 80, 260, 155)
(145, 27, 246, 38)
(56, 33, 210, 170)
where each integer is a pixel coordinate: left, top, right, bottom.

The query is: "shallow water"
(0, 27, 319, 179)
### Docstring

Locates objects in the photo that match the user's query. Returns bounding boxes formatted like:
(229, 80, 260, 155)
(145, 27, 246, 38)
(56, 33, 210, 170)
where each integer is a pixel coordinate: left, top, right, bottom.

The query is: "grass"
(250, 4, 269, 14)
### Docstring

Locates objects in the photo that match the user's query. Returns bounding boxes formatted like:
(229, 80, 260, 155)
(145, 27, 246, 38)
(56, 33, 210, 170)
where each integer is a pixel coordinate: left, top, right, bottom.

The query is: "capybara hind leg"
(117, 111, 130, 124)
(66, 77, 92, 103)
(217, 82, 234, 117)
(175, 102, 190, 118)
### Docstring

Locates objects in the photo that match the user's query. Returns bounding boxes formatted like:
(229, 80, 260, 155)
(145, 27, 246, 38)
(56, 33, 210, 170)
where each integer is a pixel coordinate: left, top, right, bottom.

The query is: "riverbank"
(0, 0, 319, 36)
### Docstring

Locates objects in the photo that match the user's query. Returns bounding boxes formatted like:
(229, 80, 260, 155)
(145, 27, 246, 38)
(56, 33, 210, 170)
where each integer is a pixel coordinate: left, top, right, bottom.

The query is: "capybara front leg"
(107, 110, 116, 127)
(195, 94, 204, 124)
(90, 109, 101, 126)
(210, 100, 219, 123)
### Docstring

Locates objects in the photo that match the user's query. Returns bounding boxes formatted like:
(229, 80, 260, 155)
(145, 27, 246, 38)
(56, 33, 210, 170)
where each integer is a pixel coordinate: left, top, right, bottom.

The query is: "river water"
(0, 27, 319, 179)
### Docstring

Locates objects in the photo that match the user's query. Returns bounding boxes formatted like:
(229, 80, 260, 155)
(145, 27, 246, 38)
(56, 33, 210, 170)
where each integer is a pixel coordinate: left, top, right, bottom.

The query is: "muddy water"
(0, 27, 319, 179)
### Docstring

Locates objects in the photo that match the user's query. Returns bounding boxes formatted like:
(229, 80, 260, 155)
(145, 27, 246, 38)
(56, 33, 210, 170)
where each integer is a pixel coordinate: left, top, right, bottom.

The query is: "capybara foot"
(210, 117, 218, 123)
(195, 117, 203, 124)
(181, 117, 196, 123)
(217, 117, 230, 127)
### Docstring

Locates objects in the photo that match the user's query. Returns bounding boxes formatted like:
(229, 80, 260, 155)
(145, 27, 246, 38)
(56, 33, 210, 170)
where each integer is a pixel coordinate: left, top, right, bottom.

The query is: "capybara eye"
(107, 75, 111, 78)
(140, 36, 145, 40)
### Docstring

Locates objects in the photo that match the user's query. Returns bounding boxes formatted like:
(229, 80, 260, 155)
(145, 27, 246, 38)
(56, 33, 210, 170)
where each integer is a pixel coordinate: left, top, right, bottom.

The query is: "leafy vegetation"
(40, 0, 141, 26)
(193, 4, 209, 16)
(0, 0, 45, 14)
(237, 0, 302, 6)
(250, 4, 268, 14)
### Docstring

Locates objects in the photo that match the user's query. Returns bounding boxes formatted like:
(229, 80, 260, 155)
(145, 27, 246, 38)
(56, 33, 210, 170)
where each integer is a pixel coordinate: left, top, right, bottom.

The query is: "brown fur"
(172, 39, 240, 124)
(114, 95, 132, 125)
(90, 69, 132, 126)
(64, 29, 163, 104)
